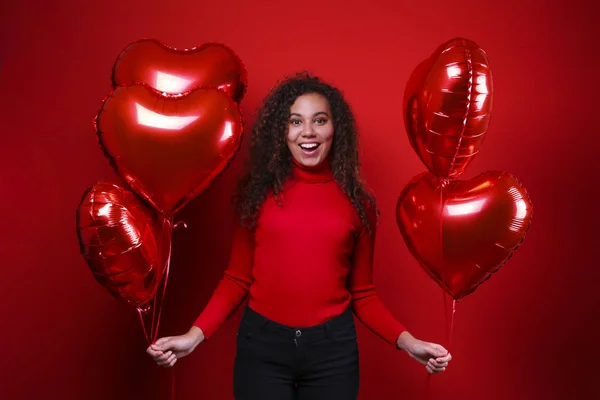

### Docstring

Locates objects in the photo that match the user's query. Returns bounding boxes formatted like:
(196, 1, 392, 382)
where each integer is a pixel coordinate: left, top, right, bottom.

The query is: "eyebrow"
(289, 112, 330, 118)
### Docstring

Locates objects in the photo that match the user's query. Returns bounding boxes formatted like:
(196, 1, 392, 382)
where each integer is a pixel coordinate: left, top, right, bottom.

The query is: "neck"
(291, 154, 334, 183)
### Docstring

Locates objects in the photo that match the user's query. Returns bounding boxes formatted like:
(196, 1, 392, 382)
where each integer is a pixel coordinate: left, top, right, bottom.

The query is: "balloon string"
(149, 216, 175, 400)
(443, 291, 448, 344)
(449, 300, 457, 351)
(137, 308, 151, 345)
(153, 232, 172, 342)
(135, 217, 176, 399)
(426, 180, 454, 398)
(150, 292, 158, 343)
(163, 217, 176, 400)
(424, 295, 457, 397)
(424, 180, 447, 397)
(171, 367, 176, 400)
(152, 216, 174, 343)
(443, 295, 457, 352)
(439, 179, 446, 294)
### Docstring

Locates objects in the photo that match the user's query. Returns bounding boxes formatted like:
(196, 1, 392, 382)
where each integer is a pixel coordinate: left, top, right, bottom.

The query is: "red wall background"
(2, 0, 599, 399)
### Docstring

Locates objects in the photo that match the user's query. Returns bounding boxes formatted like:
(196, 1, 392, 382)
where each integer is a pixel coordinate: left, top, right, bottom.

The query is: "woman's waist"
(246, 294, 353, 331)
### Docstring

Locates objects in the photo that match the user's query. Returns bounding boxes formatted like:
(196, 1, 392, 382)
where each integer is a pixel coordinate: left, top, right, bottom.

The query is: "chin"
(296, 151, 326, 167)
(300, 157, 321, 167)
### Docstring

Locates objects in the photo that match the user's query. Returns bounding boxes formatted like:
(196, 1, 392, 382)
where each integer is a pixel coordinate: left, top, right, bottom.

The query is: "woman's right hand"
(146, 326, 205, 368)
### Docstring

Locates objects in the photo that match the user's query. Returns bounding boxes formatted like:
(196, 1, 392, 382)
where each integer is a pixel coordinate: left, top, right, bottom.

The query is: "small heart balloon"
(95, 84, 244, 216)
(76, 182, 170, 309)
(112, 39, 247, 102)
(404, 37, 494, 179)
(396, 171, 532, 300)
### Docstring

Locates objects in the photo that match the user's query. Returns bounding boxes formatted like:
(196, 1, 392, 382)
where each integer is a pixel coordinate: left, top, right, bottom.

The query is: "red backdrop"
(2, 0, 598, 399)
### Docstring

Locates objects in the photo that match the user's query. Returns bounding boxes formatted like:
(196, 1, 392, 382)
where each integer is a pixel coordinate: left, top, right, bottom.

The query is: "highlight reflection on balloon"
(404, 37, 494, 179)
(396, 171, 532, 300)
(95, 84, 244, 216)
(76, 182, 170, 309)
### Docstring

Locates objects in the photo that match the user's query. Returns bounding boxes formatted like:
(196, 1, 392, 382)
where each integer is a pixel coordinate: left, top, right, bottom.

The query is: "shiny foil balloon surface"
(95, 84, 244, 216)
(112, 39, 247, 102)
(404, 38, 493, 179)
(396, 171, 532, 300)
(76, 182, 169, 309)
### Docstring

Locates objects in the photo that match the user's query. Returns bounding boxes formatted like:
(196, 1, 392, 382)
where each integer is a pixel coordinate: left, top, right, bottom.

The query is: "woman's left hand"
(396, 331, 452, 374)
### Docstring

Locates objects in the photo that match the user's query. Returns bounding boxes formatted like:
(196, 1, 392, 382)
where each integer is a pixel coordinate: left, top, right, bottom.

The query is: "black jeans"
(233, 306, 359, 400)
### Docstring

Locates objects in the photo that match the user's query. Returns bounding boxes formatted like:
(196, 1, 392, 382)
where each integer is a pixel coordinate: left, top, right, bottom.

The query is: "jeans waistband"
(242, 306, 354, 337)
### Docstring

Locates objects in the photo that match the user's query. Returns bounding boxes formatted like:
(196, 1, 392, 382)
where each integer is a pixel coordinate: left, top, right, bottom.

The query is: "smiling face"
(286, 93, 334, 167)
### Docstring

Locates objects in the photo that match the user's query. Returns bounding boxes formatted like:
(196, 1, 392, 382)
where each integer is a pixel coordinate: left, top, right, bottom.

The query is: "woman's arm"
(348, 211, 452, 373)
(147, 220, 254, 366)
(347, 213, 408, 346)
(191, 219, 255, 341)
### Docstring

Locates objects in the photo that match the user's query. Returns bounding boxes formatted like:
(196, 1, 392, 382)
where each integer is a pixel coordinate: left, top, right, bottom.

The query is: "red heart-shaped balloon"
(403, 38, 494, 179)
(396, 171, 532, 299)
(76, 182, 170, 309)
(96, 84, 244, 216)
(112, 39, 247, 102)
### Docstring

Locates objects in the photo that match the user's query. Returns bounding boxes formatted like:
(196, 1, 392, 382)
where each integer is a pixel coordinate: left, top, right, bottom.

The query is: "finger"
(148, 349, 164, 360)
(436, 353, 452, 363)
(164, 357, 177, 368)
(157, 353, 173, 367)
(428, 359, 447, 371)
(428, 360, 444, 371)
(427, 365, 445, 374)
(156, 351, 172, 364)
(162, 354, 177, 368)
(428, 363, 448, 370)
(429, 357, 449, 368)
(147, 347, 163, 359)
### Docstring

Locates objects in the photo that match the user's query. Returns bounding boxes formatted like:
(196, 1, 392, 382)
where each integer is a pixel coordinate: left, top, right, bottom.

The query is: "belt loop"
(324, 322, 331, 340)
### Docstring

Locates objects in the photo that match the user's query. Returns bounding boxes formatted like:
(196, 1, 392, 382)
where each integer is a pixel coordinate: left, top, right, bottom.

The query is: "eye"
(289, 119, 301, 126)
(315, 118, 327, 124)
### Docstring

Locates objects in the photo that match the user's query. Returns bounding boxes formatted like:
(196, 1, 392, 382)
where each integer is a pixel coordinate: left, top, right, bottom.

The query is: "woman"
(147, 73, 452, 399)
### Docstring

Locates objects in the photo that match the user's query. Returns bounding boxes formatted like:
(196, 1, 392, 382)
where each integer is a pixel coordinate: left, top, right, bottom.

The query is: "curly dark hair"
(234, 72, 378, 234)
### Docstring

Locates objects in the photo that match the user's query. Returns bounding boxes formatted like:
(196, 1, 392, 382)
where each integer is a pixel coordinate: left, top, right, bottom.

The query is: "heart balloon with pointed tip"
(95, 84, 244, 216)
(404, 37, 494, 179)
(396, 171, 532, 299)
(112, 39, 247, 102)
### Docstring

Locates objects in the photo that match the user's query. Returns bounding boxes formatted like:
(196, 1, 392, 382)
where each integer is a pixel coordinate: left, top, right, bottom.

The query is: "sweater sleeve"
(192, 220, 254, 340)
(348, 212, 407, 346)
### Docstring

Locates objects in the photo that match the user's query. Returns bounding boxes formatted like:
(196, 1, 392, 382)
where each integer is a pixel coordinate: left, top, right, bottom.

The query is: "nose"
(302, 123, 316, 137)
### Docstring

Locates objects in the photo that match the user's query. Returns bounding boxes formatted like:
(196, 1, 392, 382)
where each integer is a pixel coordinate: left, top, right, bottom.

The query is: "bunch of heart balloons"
(396, 37, 533, 301)
(75, 39, 247, 343)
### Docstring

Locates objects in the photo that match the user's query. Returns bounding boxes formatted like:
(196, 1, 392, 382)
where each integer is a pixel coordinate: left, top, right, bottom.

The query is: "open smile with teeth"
(299, 143, 321, 151)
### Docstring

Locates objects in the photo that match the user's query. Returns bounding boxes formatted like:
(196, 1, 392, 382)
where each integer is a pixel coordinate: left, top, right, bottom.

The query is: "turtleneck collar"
(291, 153, 334, 183)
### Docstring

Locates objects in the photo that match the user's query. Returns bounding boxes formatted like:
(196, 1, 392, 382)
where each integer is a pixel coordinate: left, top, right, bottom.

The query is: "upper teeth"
(300, 143, 318, 150)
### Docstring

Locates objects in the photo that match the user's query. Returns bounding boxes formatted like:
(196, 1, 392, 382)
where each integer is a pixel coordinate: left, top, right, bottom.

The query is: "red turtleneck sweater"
(193, 157, 406, 346)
